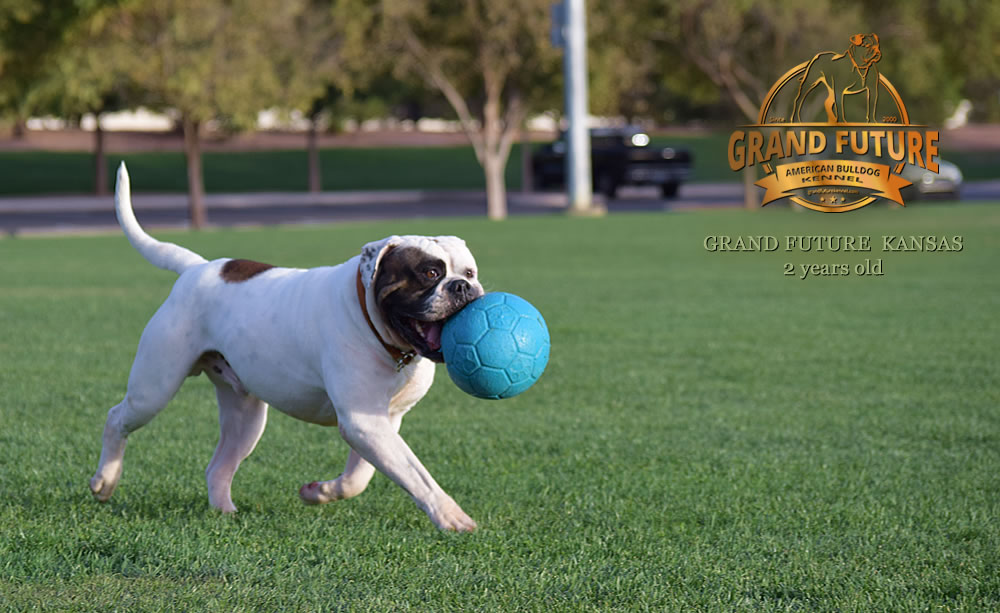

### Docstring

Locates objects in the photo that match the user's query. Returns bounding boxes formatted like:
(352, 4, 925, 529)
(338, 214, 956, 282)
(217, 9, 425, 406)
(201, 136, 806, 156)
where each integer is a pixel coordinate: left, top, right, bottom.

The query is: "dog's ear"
(360, 236, 401, 289)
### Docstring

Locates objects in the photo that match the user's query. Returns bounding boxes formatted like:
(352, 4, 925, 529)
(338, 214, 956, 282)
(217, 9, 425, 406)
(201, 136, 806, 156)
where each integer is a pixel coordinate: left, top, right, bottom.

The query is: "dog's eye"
(465, 269, 476, 279)
(423, 267, 441, 280)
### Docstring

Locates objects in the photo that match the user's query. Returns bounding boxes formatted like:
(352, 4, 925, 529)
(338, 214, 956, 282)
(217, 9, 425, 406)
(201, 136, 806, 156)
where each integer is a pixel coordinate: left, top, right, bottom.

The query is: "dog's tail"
(115, 162, 208, 275)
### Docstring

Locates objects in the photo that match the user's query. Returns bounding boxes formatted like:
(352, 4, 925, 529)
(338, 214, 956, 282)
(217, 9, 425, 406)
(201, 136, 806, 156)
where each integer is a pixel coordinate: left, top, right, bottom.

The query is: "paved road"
(0, 184, 744, 235)
(1, 181, 997, 235)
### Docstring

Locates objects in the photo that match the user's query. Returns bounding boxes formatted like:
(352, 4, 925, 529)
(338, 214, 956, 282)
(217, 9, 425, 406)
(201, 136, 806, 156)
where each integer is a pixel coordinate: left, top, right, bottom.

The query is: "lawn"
(0, 146, 502, 195)
(2, 134, 994, 196)
(0, 204, 998, 611)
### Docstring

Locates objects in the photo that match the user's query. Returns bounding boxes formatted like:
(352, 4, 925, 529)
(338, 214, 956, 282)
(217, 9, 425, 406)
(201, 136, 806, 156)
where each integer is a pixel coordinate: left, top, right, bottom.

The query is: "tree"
(588, 0, 731, 131)
(378, 0, 560, 220)
(927, 0, 1000, 122)
(651, 0, 863, 208)
(0, 0, 111, 136)
(0, 1, 43, 110)
(91, 0, 305, 228)
(278, 0, 424, 194)
(846, 1, 958, 125)
(868, 0, 999, 123)
(22, 2, 135, 195)
(271, 1, 352, 194)
(588, 0, 663, 121)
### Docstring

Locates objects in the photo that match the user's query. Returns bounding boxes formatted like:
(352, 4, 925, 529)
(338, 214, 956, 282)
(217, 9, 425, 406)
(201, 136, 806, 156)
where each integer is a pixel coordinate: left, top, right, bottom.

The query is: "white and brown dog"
(89, 163, 483, 531)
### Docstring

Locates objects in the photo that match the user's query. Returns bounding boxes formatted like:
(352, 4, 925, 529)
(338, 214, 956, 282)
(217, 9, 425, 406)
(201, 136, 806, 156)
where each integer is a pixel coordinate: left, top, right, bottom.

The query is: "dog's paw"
(89, 476, 115, 502)
(299, 481, 332, 505)
(299, 475, 370, 505)
(207, 489, 239, 513)
(429, 497, 477, 533)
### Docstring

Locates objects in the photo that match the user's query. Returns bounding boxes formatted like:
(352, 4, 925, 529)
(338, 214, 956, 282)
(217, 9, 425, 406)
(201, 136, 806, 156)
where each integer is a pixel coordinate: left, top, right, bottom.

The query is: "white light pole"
(555, 0, 601, 215)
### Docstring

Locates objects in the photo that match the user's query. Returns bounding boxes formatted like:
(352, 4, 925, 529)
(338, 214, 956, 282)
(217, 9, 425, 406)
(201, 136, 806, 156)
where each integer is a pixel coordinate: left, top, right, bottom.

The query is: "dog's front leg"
(299, 413, 404, 504)
(300, 448, 377, 504)
(866, 76, 879, 122)
(336, 412, 476, 532)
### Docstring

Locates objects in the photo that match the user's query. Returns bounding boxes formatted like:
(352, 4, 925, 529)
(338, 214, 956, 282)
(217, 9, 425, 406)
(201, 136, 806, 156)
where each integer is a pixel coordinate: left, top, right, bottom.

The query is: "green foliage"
(584, 0, 1000, 125)
(21, 1, 134, 119)
(2, 2, 999, 130)
(0, 205, 998, 609)
(55, 0, 304, 130)
(587, 0, 663, 118)
(377, 0, 564, 217)
(270, 0, 360, 118)
(850, 2, 959, 124)
(651, 0, 864, 121)
(0, 0, 113, 116)
(920, 0, 1000, 122)
(381, 0, 560, 108)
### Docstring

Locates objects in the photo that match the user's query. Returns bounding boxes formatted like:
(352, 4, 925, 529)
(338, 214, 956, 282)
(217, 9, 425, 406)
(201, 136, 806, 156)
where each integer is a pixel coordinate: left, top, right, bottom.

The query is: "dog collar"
(356, 267, 416, 371)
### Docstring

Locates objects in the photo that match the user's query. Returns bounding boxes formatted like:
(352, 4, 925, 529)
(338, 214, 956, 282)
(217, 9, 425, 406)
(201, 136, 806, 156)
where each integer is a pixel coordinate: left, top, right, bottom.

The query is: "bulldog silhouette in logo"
(791, 33, 882, 123)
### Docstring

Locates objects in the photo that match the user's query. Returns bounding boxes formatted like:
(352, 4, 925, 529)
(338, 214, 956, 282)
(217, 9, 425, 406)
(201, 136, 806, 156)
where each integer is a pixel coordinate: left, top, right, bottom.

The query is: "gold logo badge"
(729, 33, 939, 212)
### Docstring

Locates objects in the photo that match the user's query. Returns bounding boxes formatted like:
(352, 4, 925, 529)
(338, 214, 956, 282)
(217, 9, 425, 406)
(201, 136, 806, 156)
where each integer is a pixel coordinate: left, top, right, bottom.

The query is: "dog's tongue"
(425, 322, 443, 351)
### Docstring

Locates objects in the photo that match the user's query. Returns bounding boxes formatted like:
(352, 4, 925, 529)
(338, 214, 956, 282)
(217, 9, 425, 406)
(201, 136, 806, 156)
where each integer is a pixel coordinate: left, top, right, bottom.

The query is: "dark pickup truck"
(532, 127, 693, 198)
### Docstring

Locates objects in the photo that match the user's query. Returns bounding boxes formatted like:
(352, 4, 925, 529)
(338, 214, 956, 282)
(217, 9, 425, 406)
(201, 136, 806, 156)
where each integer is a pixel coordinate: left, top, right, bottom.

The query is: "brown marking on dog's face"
(373, 247, 447, 313)
(373, 246, 480, 362)
(220, 259, 274, 283)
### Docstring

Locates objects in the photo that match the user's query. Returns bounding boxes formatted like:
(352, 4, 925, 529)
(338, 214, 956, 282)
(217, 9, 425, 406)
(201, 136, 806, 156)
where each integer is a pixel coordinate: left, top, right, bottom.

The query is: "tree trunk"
(484, 152, 507, 221)
(94, 115, 108, 196)
(519, 126, 533, 193)
(182, 117, 208, 229)
(307, 116, 321, 193)
(481, 79, 508, 220)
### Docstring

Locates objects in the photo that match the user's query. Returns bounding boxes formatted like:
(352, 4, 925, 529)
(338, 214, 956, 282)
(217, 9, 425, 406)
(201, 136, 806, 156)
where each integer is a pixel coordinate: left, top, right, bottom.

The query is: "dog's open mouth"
(410, 318, 444, 351)
(402, 317, 446, 362)
(384, 293, 481, 364)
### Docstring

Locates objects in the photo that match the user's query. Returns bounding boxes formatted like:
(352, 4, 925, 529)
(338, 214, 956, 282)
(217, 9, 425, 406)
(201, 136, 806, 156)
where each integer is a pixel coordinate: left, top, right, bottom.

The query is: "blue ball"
(441, 292, 550, 399)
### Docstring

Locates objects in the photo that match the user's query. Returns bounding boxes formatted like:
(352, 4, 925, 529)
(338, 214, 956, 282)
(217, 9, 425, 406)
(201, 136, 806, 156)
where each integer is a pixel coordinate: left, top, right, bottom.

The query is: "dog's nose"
(447, 279, 474, 301)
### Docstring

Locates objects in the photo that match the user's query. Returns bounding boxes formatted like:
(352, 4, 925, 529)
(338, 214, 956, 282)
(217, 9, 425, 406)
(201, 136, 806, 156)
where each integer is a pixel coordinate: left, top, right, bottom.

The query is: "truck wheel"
(660, 182, 679, 198)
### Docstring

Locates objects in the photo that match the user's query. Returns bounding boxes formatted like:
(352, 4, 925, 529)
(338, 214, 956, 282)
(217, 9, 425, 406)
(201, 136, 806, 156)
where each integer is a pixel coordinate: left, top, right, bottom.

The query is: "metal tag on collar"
(396, 352, 417, 372)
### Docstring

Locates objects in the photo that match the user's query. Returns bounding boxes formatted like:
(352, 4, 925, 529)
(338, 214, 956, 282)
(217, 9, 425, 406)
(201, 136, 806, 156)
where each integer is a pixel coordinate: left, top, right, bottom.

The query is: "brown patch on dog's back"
(221, 259, 274, 283)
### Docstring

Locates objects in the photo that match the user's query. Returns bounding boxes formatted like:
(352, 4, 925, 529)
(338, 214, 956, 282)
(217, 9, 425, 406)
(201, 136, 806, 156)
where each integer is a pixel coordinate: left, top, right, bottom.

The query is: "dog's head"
(360, 235, 484, 362)
(849, 33, 881, 67)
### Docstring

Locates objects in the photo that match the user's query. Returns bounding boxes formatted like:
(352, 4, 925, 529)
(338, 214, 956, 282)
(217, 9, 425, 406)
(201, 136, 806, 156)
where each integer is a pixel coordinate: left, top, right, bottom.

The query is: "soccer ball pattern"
(441, 292, 550, 399)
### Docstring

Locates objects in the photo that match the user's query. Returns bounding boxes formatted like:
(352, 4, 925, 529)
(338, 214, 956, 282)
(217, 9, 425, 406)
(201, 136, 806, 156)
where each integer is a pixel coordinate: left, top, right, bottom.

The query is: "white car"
(901, 159, 963, 199)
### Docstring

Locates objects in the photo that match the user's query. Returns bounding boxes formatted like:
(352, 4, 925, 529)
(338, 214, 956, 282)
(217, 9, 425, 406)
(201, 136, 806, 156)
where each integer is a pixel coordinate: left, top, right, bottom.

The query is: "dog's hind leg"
(204, 372, 267, 513)
(825, 85, 840, 123)
(794, 78, 829, 122)
(792, 78, 811, 122)
(89, 305, 201, 503)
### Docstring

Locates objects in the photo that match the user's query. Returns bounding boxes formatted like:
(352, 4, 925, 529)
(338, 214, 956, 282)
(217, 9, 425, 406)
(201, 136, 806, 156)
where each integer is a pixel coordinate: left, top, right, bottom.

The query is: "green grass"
(1, 204, 998, 610)
(1, 132, 996, 195)
(0, 146, 512, 195)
